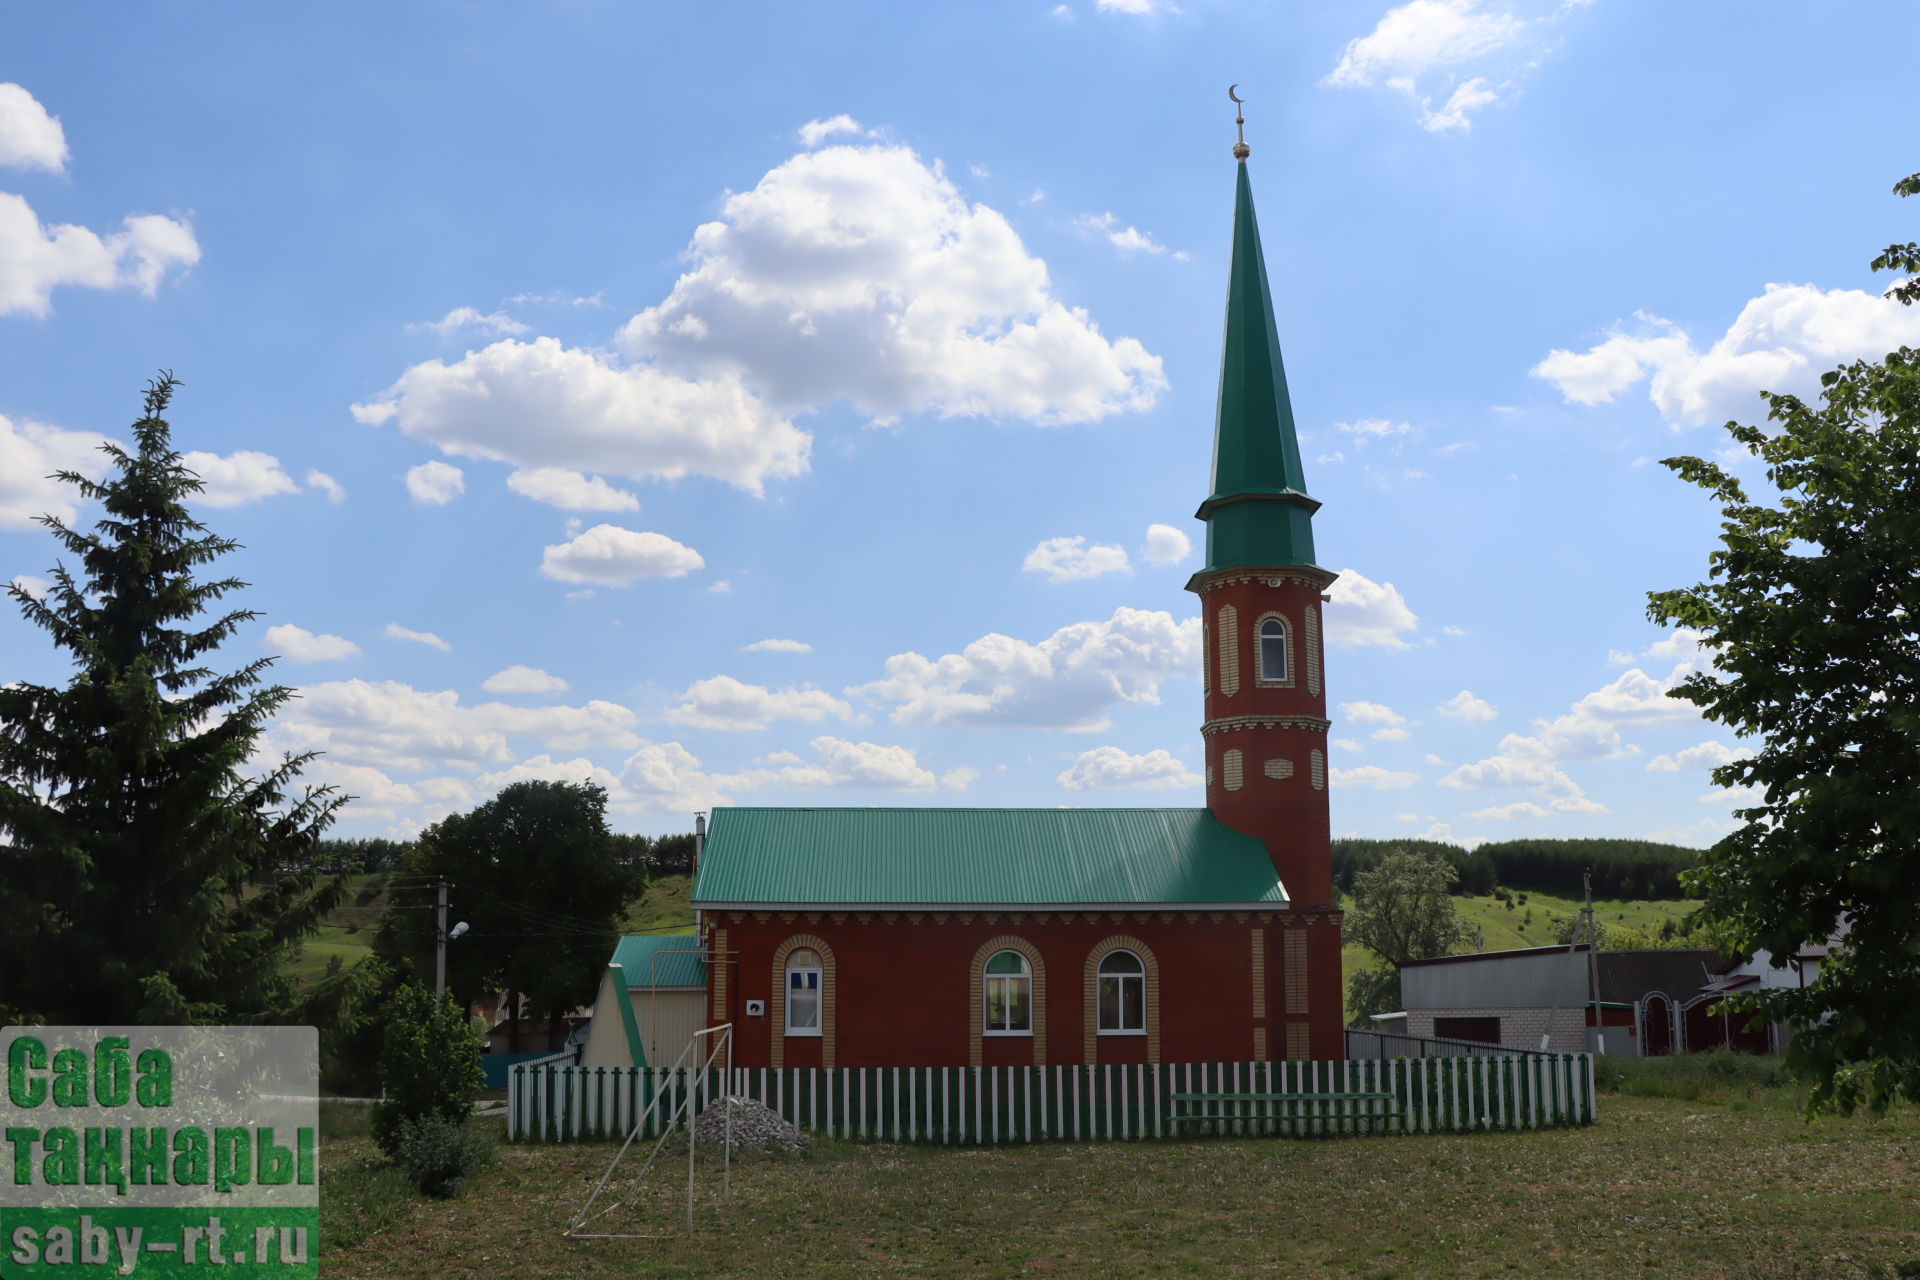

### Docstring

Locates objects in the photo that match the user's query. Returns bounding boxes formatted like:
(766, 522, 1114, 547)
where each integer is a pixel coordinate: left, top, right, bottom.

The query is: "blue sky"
(5, 1, 1918, 845)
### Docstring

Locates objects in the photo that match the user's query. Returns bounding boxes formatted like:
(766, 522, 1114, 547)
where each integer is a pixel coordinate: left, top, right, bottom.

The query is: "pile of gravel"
(691, 1096, 810, 1152)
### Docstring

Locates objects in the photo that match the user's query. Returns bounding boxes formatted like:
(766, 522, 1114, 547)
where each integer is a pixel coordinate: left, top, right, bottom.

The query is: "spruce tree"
(0, 374, 348, 1025)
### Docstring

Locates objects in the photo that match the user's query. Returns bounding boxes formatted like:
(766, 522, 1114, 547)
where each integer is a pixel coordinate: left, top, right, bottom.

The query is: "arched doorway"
(1641, 994, 1673, 1056)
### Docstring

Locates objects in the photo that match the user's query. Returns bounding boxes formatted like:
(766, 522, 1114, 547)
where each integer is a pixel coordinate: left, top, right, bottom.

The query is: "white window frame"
(982, 950, 1034, 1037)
(1096, 950, 1147, 1036)
(1257, 616, 1289, 683)
(785, 952, 822, 1038)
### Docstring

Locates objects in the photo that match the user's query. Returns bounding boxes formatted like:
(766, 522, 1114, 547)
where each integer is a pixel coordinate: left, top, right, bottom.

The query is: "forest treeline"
(295, 831, 699, 878)
(1332, 837, 1697, 900)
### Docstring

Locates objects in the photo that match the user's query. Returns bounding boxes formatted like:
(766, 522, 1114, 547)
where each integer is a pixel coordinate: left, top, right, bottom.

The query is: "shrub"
(389, 1115, 495, 1199)
(371, 984, 484, 1155)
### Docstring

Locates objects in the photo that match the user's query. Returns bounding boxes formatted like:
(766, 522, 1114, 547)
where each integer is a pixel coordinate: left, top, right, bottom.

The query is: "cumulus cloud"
(797, 115, 867, 146)
(852, 606, 1201, 732)
(941, 766, 981, 791)
(0, 414, 110, 529)
(1023, 535, 1130, 582)
(305, 470, 345, 503)
(1647, 740, 1752, 772)
(1437, 689, 1496, 722)
(407, 307, 529, 338)
(181, 450, 298, 507)
(1325, 569, 1419, 649)
(385, 623, 451, 651)
(1057, 746, 1201, 791)
(1461, 797, 1606, 820)
(265, 624, 361, 663)
(506, 467, 640, 511)
(0, 195, 199, 317)
(1331, 764, 1421, 790)
(539, 524, 704, 586)
(405, 460, 465, 505)
(743, 638, 812, 653)
(664, 675, 861, 731)
(1142, 523, 1192, 567)
(482, 665, 570, 694)
(734, 735, 936, 792)
(1340, 701, 1407, 727)
(1533, 289, 1920, 428)
(1074, 212, 1185, 259)
(1419, 77, 1499, 132)
(9, 573, 50, 600)
(0, 84, 68, 172)
(616, 143, 1165, 428)
(618, 740, 732, 812)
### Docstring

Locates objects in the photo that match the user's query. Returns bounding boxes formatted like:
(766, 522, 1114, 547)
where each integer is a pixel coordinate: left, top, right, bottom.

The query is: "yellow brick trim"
(1252, 610, 1296, 687)
(1252, 1027, 1268, 1063)
(770, 933, 837, 1070)
(710, 927, 729, 1023)
(1217, 603, 1241, 697)
(1263, 757, 1294, 781)
(1286, 1023, 1309, 1061)
(1305, 602, 1322, 697)
(1310, 748, 1326, 791)
(1250, 927, 1266, 1018)
(1223, 748, 1244, 792)
(1082, 935, 1161, 1064)
(969, 935, 1047, 1068)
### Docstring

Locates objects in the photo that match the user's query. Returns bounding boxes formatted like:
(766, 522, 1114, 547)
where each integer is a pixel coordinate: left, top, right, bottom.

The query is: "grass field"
(320, 1063, 1920, 1280)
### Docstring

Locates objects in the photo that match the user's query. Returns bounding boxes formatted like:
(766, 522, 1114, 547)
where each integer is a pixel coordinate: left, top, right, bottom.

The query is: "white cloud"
(506, 467, 641, 511)
(733, 735, 936, 792)
(853, 606, 1201, 733)
(1057, 746, 1201, 791)
(617, 740, 731, 812)
(1340, 700, 1407, 727)
(1436, 689, 1496, 722)
(9, 574, 50, 600)
(482, 665, 570, 694)
(1534, 288, 1920, 428)
(354, 336, 810, 498)
(1336, 417, 1412, 440)
(1372, 726, 1413, 742)
(665, 675, 861, 731)
(1331, 764, 1421, 790)
(0, 194, 199, 317)
(265, 624, 361, 663)
(474, 754, 618, 795)
(1023, 535, 1131, 582)
(743, 638, 812, 653)
(1324, 0, 1524, 88)
(1461, 797, 1606, 820)
(405, 460, 465, 505)
(1333, 737, 1364, 752)
(0, 84, 68, 172)
(1325, 569, 1420, 649)
(1647, 740, 1751, 772)
(1419, 76, 1499, 132)
(1095, 0, 1161, 11)
(407, 307, 529, 338)
(539, 524, 704, 586)
(305, 470, 345, 503)
(180, 450, 298, 507)
(1142, 522, 1192, 566)
(797, 115, 866, 147)
(706, 580, 733, 594)
(1074, 212, 1183, 258)
(616, 143, 1165, 428)
(385, 623, 451, 651)
(941, 766, 981, 791)
(0, 414, 110, 529)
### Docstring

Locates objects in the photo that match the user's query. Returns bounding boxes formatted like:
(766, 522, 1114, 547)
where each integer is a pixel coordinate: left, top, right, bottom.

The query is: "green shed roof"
(691, 807, 1289, 909)
(610, 934, 708, 989)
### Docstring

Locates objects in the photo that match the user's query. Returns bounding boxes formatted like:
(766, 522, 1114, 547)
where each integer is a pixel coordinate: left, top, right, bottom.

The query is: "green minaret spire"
(1196, 142, 1322, 573)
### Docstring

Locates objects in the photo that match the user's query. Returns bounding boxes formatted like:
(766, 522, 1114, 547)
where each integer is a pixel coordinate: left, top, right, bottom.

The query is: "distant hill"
(1333, 837, 1698, 901)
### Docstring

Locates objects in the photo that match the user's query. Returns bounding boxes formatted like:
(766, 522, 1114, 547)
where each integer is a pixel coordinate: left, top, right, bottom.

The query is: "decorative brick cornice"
(1187, 565, 1339, 596)
(1201, 714, 1331, 736)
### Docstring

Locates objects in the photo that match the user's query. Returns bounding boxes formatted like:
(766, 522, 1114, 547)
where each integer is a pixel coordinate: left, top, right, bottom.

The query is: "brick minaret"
(1187, 134, 1345, 1060)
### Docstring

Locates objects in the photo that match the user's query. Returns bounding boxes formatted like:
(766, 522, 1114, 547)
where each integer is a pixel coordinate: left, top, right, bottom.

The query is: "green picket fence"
(507, 1053, 1595, 1143)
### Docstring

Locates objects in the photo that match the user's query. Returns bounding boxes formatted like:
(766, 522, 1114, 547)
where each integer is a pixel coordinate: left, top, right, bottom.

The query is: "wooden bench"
(1167, 1091, 1403, 1135)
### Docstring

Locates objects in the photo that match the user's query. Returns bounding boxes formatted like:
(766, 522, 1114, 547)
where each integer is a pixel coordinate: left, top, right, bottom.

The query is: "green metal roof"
(610, 934, 708, 988)
(691, 807, 1289, 908)
(1199, 159, 1321, 574)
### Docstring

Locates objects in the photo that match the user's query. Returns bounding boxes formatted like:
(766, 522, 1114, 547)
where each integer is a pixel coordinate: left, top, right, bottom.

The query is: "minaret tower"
(1188, 91, 1344, 1059)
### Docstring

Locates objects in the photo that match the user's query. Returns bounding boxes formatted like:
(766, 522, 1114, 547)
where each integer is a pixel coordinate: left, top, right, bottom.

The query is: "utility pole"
(435, 878, 449, 998)
(1583, 870, 1602, 1053)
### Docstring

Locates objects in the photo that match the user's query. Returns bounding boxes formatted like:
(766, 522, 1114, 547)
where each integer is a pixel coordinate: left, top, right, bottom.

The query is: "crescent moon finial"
(1228, 84, 1249, 161)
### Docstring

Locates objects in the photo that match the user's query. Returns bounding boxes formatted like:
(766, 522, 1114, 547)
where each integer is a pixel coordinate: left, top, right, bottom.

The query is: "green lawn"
(321, 1072, 1920, 1279)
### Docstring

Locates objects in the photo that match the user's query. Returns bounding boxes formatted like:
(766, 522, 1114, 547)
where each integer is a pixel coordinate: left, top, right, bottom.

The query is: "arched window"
(785, 948, 822, 1037)
(983, 950, 1033, 1035)
(1258, 616, 1288, 682)
(1097, 950, 1146, 1034)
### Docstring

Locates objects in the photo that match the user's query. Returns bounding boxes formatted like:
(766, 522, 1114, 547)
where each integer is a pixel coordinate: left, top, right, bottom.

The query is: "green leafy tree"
(378, 779, 641, 1049)
(371, 983, 486, 1155)
(1344, 849, 1473, 1025)
(1648, 170, 1920, 1114)
(0, 375, 347, 1024)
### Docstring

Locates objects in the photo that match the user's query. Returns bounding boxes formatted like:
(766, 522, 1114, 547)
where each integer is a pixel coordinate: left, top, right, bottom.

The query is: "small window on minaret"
(1258, 618, 1288, 682)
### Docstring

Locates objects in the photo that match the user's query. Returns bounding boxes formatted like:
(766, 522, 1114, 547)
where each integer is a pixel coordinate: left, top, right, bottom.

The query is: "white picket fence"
(507, 1053, 1595, 1143)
